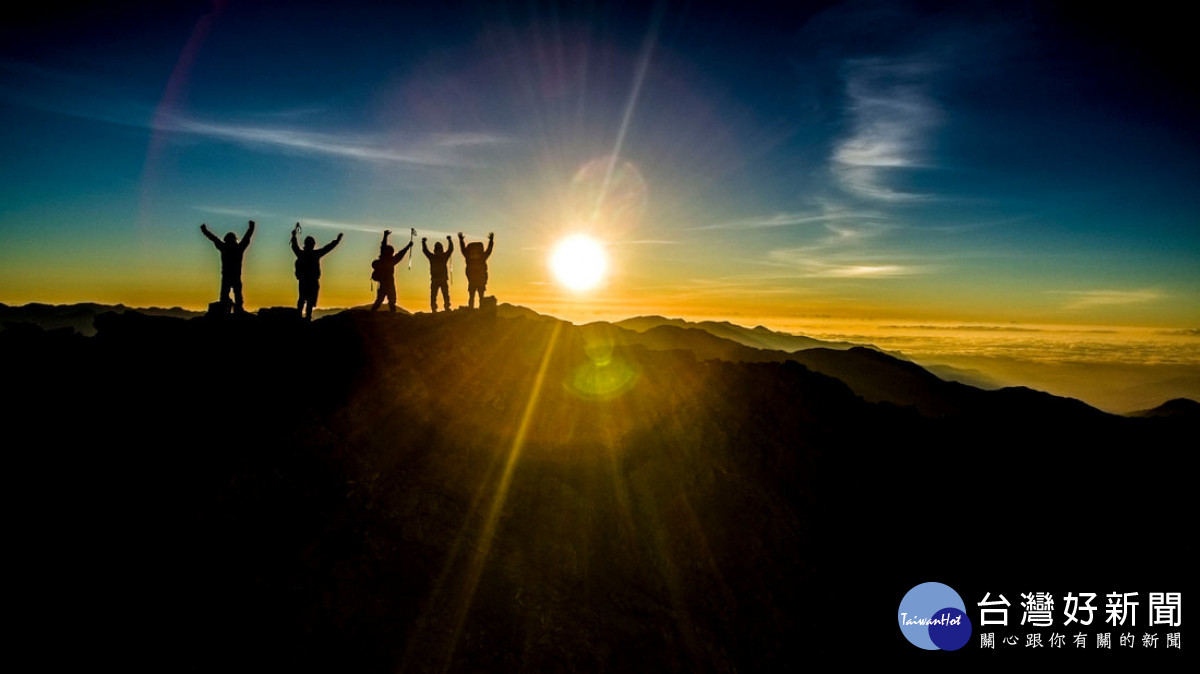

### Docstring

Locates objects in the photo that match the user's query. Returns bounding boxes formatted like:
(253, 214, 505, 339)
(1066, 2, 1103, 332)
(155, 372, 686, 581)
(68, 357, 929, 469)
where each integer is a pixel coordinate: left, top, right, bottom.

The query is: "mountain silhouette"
(0, 301, 202, 335)
(918, 360, 1005, 389)
(613, 314, 861, 351)
(1132, 397, 1200, 419)
(580, 319, 1101, 418)
(3, 305, 1192, 670)
(0, 301, 401, 336)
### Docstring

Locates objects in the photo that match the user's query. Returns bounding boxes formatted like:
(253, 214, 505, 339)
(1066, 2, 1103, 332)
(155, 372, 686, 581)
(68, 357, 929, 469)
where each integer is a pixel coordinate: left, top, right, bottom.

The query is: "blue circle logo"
(898, 582, 972, 650)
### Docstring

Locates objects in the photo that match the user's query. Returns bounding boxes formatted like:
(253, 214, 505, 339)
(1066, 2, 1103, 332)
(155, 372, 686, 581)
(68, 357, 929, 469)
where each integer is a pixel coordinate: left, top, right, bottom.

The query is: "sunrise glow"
(550, 235, 607, 292)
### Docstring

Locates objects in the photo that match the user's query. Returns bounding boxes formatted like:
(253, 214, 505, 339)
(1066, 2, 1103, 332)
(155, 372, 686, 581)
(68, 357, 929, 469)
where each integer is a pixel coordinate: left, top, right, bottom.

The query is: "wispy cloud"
(812, 264, 922, 278)
(695, 211, 878, 231)
(655, 276, 820, 300)
(193, 206, 271, 220)
(832, 58, 941, 201)
(1055, 289, 1164, 309)
(194, 205, 393, 233)
(1, 62, 508, 169)
(702, 202, 896, 248)
(760, 218, 897, 259)
(0, 61, 148, 127)
(764, 249, 928, 279)
(712, 200, 924, 279)
(161, 114, 507, 168)
(295, 217, 391, 234)
(697, 198, 896, 232)
(882, 324, 1044, 333)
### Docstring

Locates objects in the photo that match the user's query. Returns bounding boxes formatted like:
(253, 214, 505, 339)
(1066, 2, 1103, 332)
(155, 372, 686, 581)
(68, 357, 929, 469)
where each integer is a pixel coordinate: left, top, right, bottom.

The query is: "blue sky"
(1, 0, 1197, 326)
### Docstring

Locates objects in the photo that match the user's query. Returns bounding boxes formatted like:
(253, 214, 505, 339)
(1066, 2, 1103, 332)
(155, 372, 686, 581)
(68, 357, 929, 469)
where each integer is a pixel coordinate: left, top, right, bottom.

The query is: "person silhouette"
(200, 220, 255, 313)
(290, 224, 343, 320)
(458, 231, 494, 309)
(371, 229, 413, 312)
(422, 235, 454, 312)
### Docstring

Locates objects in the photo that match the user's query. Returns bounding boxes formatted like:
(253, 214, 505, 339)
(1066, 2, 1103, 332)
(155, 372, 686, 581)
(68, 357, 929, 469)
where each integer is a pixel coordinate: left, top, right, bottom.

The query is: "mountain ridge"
(3, 301, 1192, 417)
(3, 305, 1190, 670)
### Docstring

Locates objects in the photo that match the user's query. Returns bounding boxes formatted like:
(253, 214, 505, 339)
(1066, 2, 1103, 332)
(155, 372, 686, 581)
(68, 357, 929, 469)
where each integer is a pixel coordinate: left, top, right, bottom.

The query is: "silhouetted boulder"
(257, 306, 305, 324)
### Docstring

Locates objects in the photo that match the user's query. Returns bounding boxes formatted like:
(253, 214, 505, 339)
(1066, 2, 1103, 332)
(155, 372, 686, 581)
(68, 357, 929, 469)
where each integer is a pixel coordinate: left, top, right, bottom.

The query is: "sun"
(550, 235, 607, 291)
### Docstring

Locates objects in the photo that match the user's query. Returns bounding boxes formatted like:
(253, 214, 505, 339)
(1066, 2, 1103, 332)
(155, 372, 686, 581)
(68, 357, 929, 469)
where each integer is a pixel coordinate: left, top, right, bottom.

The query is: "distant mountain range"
(4, 301, 1189, 418)
(1132, 397, 1200, 419)
(610, 314, 861, 351)
(0, 301, 373, 335)
(0, 302, 202, 335)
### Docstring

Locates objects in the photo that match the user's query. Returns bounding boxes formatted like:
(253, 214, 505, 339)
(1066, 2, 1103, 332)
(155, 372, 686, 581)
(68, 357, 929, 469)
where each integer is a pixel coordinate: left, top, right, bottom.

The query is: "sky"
(1, 0, 1198, 332)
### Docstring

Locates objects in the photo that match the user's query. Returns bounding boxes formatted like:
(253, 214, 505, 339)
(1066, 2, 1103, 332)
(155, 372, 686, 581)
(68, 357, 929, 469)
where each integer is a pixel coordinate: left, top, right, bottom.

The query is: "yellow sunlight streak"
(431, 321, 563, 672)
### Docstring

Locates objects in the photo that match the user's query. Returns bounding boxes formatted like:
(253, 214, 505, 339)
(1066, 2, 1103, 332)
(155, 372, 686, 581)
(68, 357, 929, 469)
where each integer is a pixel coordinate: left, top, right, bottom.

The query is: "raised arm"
(446, 236, 454, 256)
(290, 230, 302, 257)
(319, 233, 344, 256)
(457, 232, 466, 252)
(422, 238, 432, 259)
(239, 220, 256, 250)
(380, 229, 390, 256)
(200, 224, 222, 248)
(484, 232, 494, 259)
(397, 240, 413, 262)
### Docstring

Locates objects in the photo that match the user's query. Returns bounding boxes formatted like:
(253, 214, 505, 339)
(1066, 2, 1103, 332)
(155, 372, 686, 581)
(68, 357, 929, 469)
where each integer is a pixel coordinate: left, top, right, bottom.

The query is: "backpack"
(371, 258, 386, 282)
(295, 253, 320, 281)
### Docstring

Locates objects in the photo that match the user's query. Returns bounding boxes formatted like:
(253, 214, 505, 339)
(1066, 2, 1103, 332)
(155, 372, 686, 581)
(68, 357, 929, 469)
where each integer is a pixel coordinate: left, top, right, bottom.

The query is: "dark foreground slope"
(4, 309, 1191, 670)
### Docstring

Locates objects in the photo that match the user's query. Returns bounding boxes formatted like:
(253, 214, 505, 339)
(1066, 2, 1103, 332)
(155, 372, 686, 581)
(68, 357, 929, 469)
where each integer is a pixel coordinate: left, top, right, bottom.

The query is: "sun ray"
(425, 321, 564, 672)
(590, 4, 663, 223)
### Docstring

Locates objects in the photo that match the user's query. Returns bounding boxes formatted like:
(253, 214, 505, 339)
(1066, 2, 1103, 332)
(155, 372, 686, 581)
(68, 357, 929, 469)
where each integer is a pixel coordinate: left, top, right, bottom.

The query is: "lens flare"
(550, 235, 607, 291)
(565, 337, 639, 400)
(568, 157, 648, 232)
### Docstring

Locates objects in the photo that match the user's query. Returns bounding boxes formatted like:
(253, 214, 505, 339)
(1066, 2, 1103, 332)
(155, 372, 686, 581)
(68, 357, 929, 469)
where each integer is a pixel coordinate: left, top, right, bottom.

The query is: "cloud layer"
(831, 57, 941, 202)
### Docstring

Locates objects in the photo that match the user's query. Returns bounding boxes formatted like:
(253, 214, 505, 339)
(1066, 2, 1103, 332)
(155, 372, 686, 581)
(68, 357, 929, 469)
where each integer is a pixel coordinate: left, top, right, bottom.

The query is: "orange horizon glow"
(3, 279, 1198, 415)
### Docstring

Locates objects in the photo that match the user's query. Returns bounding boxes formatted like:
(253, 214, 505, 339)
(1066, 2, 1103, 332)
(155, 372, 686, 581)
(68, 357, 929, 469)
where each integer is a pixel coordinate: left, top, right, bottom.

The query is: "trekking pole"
(408, 228, 415, 270)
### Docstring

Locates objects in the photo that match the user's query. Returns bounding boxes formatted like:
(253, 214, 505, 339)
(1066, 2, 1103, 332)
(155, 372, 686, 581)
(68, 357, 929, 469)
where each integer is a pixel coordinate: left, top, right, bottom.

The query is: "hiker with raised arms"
(371, 228, 413, 312)
(291, 223, 342, 320)
(200, 219, 255, 313)
(422, 235, 454, 313)
(458, 231, 494, 309)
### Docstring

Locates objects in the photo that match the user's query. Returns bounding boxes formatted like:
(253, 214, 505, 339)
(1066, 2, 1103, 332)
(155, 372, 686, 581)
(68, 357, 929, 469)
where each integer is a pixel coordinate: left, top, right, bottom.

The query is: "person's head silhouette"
(434, 241, 444, 254)
(383, 245, 394, 257)
(304, 236, 316, 250)
(224, 232, 237, 245)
